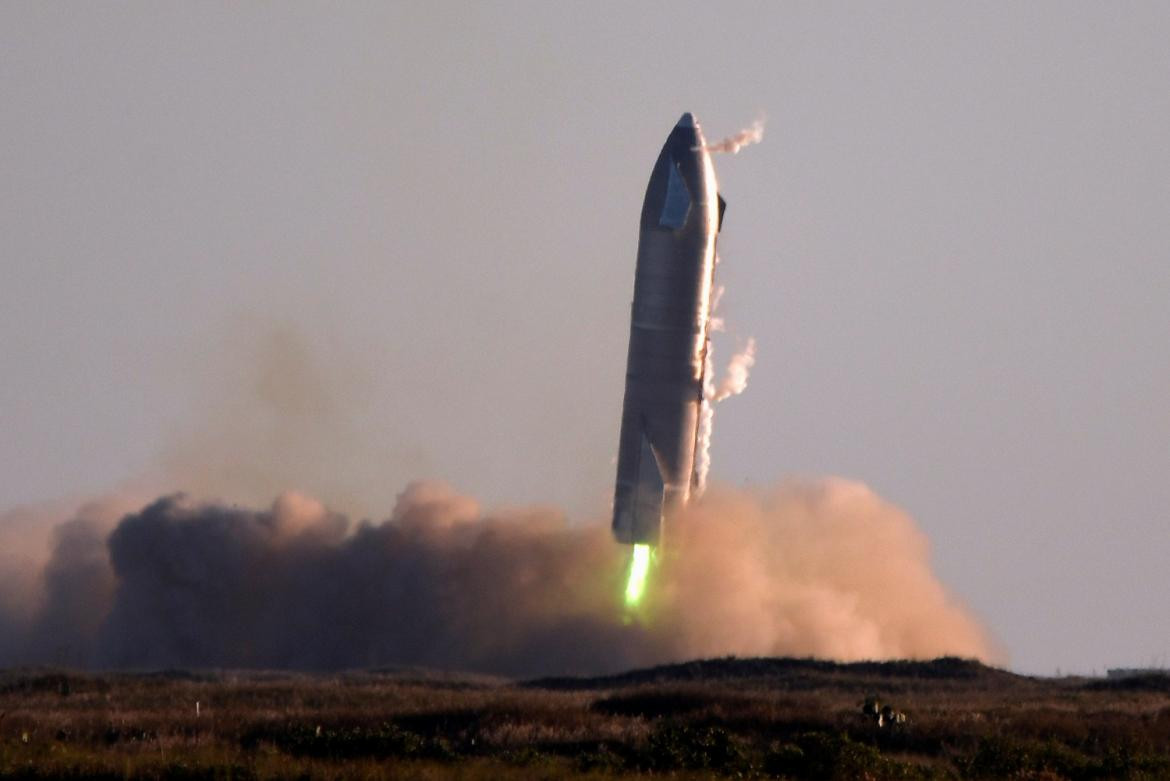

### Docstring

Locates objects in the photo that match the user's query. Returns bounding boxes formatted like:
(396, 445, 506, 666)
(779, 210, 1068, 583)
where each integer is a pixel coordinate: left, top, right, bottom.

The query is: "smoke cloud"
(698, 118, 766, 155)
(0, 479, 999, 676)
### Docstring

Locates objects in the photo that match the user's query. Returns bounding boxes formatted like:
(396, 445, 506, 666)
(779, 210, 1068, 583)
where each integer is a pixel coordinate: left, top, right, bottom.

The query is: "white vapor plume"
(697, 118, 765, 155)
(690, 113, 763, 493)
(693, 337, 757, 495)
(708, 284, 726, 333)
(712, 337, 757, 402)
(693, 278, 757, 495)
(694, 347, 717, 496)
(693, 284, 725, 495)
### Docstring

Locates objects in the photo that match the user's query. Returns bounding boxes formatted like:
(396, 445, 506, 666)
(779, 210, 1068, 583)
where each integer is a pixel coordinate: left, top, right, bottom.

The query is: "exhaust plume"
(0, 479, 1000, 675)
(697, 118, 765, 155)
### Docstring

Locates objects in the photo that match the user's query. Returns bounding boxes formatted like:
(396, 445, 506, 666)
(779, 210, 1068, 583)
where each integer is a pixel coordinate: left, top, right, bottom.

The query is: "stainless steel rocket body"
(612, 113, 722, 546)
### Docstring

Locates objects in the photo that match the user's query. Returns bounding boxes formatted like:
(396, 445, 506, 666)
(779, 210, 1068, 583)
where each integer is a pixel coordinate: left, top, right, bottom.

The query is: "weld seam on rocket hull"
(630, 320, 706, 334)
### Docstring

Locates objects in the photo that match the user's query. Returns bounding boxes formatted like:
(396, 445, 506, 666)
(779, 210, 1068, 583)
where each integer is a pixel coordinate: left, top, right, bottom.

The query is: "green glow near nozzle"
(624, 544, 653, 607)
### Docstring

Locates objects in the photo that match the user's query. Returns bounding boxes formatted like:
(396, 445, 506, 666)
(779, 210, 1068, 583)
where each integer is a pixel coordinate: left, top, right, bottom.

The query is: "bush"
(241, 722, 452, 761)
(958, 736, 1114, 779)
(642, 724, 745, 771)
(764, 732, 928, 780)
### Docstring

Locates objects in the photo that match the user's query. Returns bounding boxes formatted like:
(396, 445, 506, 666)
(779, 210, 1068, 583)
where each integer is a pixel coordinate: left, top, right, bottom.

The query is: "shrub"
(764, 732, 928, 780)
(241, 722, 452, 761)
(642, 724, 745, 771)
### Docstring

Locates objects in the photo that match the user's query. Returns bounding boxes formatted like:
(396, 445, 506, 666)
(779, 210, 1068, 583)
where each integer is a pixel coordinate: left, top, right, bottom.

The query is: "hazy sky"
(2, 2, 1168, 675)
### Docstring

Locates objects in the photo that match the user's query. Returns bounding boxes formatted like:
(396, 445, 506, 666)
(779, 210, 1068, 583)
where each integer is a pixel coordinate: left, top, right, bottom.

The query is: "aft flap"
(717, 194, 727, 232)
(631, 430, 665, 543)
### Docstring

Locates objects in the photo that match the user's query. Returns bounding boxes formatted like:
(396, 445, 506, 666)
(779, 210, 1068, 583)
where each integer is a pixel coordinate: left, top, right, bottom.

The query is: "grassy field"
(2, 658, 1170, 779)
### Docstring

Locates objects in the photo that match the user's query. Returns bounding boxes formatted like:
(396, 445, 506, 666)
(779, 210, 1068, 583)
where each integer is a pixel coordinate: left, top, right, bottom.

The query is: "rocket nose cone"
(674, 112, 707, 153)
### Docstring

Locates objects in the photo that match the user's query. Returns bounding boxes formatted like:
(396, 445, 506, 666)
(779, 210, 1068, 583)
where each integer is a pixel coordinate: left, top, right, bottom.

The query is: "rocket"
(612, 113, 724, 546)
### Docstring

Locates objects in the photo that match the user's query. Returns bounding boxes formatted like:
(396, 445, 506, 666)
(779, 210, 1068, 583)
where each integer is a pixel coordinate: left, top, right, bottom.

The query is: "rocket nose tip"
(676, 112, 696, 129)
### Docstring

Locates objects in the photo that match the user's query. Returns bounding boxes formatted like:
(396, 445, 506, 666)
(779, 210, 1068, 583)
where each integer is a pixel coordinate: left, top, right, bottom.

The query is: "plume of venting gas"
(712, 337, 757, 402)
(694, 351, 717, 496)
(693, 279, 756, 495)
(697, 118, 765, 155)
(691, 115, 765, 492)
(707, 282, 726, 334)
(0, 479, 1000, 674)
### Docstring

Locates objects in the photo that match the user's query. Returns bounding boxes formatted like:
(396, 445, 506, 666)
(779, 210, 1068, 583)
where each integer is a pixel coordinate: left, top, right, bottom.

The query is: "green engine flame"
(624, 544, 653, 607)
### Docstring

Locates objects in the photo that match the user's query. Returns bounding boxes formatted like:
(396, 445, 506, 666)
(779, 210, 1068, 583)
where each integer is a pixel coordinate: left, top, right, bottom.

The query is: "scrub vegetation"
(2, 657, 1170, 779)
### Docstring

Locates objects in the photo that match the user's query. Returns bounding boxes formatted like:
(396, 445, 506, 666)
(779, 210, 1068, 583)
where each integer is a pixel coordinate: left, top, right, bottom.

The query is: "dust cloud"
(161, 322, 426, 521)
(0, 478, 999, 676)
